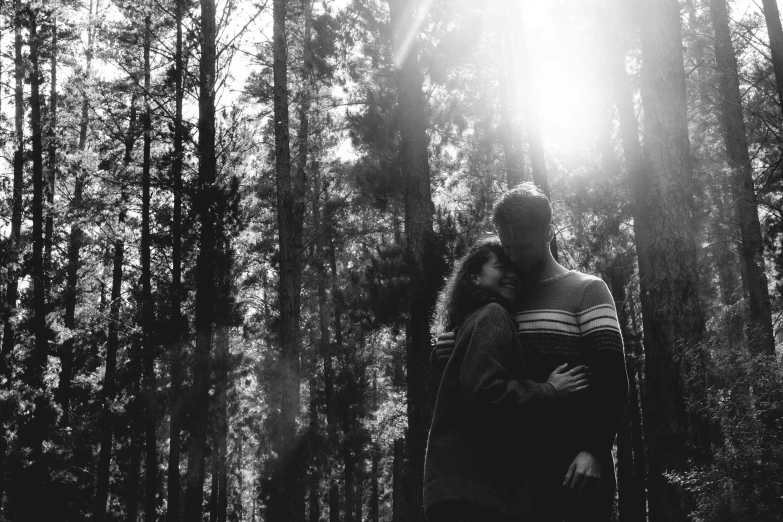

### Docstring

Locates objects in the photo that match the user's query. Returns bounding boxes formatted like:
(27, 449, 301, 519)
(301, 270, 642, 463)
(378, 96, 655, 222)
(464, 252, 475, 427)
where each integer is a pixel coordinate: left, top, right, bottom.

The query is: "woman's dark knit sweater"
(423, 302, 558, 519)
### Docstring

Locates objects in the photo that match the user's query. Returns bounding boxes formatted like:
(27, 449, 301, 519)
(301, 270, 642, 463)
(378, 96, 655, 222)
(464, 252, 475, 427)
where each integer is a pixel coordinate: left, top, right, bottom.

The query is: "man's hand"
(432, 331, 456, 368)
(562, 451, 601, 494)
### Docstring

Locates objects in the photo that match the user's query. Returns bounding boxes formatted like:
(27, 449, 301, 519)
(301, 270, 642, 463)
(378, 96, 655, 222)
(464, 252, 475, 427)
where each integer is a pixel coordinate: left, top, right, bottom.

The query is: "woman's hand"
(546, 363, 589, 398)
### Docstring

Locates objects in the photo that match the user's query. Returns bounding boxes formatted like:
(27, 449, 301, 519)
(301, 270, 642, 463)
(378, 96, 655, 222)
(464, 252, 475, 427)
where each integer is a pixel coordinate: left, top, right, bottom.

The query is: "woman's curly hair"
(433, 237, 512, 333)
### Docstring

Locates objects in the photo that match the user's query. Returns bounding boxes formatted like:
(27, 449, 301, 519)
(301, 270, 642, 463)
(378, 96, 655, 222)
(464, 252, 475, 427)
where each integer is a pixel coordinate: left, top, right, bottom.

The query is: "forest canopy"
(0, 0, 781, 521)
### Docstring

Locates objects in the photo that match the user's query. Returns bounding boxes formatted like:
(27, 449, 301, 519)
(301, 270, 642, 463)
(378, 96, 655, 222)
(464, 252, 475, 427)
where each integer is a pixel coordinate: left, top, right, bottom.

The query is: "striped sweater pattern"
(510, 270, 628, 462)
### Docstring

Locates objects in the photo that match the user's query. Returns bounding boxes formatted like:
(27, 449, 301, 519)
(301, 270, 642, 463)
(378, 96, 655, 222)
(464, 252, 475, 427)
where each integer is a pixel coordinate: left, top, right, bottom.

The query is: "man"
(432, 183, 628, 521)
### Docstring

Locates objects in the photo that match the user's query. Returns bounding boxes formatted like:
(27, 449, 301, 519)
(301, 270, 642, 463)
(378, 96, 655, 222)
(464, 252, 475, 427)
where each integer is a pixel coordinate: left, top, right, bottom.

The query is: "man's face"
(497, 225, 551, 277)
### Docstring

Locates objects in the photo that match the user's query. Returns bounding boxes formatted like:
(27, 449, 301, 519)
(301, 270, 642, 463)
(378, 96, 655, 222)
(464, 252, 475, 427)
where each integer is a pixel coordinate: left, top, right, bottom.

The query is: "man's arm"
(578, 279, 629, 455)
(563, 278, 628, 492)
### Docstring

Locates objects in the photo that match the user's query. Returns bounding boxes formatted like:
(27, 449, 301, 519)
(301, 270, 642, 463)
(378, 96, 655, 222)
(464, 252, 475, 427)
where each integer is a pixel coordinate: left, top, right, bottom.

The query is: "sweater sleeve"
(459, 303, 558, 420)
(578, 279, 629, 456)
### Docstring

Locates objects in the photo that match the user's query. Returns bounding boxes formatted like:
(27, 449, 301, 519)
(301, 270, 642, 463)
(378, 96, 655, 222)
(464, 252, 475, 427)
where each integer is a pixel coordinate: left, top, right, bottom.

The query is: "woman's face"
(474, 251, 520, 303)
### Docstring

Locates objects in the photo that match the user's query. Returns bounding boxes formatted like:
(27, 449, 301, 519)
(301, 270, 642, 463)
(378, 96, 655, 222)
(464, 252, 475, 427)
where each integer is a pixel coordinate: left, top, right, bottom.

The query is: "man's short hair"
(492, 182, 552, 235)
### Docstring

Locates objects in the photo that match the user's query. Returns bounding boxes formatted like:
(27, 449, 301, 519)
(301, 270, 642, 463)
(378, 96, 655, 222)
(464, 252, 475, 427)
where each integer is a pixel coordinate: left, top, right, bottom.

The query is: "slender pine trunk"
(494, 2, 524, 188)
(24, 15, 51, 521)
(709, 0, 776, 355)
(94, 96, 134, 522)
(2, 4, 26, 362)
(0, 16, 26, 514)
(167, 0, 186, 518)
(271, 0, 307, 517)
(760, 0, 783, 107)
(140, 14, 158, 522)
(184, 0, 218, 517)
(44, 16, 57, 281)
(387, 1, 440, 520)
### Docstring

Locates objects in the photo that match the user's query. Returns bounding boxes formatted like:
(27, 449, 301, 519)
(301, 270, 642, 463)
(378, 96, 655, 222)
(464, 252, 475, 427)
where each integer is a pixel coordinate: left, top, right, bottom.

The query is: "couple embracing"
(424, 183, 629, 522)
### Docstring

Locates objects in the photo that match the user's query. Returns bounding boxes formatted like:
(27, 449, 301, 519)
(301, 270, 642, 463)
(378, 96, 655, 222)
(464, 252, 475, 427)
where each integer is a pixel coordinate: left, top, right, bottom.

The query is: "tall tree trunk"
(387, 1, 439, 520)
(94, 96, 135, 522)
(314, 170, 340, 522)
(24, 15, 51, 521)
(141, 14, 158, 522)
(509, 1, 558, 259)
(391, 438, 407, 522)
(370, 372, 380, 522)
(709, 0, 776, 355)
(307, 375, 320, 522)
(59, 0, 95, 431)
(606, 264, 647, 522)
(2, 3, 26, 362)
(44, 15, 57, 280)
(126, 372, 143, 522)
(0, 15, 26, 513)
(271, 0, 307, 517)
(355, 446, 364, 522)
(760, 0, 783, 107)
(167, 0, 186, 518)
(493, 2, 524, 188)
(184, 0, 218, 517)
(344, 448, 355, 522)
(637, 0, 708, 520)
(215, 239, 231, 522)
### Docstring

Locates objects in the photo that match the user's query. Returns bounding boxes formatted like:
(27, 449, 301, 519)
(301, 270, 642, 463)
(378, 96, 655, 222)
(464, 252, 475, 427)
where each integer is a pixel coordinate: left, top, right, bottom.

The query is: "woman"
(423, 238, 589, 522)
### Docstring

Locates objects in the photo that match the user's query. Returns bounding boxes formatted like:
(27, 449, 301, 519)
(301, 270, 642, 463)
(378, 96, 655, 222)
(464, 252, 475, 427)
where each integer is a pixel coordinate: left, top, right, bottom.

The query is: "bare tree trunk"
(391, 438, 407, 522)
(140, 14, 158, 522)
(760, 0, 783, 107)
(2, 4, 26, 362)
(606, 264, 647, 522)
(709, 0, 776, 355)
(314, 168, 340, 522)
(271, 0, 307, 517)
(387, 1, 440, 520)
(184, 0, 218, 517)
(44, 16, 57, 280)
(126, 374, 143, 522)
(94, 96, 135, 522)
(215, 240, 231, 522)
(0, 16, 26, 512)
(23, 15, 52, 520)
(637, 0, 708, 520)
(370, 372, 380, 522)
(167, 0, 186, 518)
(493, 2, 524, 188)
(59, 0, 95, 431)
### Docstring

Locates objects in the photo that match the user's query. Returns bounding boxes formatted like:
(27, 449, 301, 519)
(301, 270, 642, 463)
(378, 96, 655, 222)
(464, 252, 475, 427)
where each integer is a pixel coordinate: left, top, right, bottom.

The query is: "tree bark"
(0, 15, 26, 512)
(167, 0, 186, 518)
(370, 372, 380, 522)
(493, 2, 524, 188)
(391, 438, 407, 522)
(23, 15, 51, 521)
(387, 2, 440, 520)
(94, 95, 135, 522)
(141, 13, 158, 522)
(637, 0, 708, 520)
(760, 0, 783, 107)
(606, 265, 647, 522)
(215, 240, 231, 522)
(44, 15, 57, 281)
(184, 0, 218, 517)
(709, 0, 776, 355)
(271, 0, 307, 517)
(2, 4, 26, 362)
